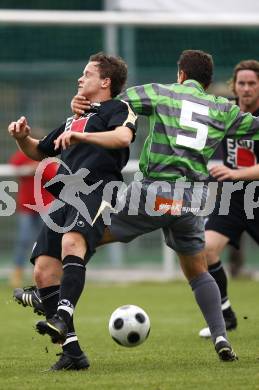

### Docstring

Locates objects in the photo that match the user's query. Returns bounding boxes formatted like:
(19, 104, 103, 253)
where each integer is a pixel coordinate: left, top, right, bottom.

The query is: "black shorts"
(205, 191, 259, 249)
(30, 187, 105, 264)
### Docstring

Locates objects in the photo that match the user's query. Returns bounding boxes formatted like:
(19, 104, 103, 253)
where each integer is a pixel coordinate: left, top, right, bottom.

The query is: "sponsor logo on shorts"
(154, 196, 183, 215)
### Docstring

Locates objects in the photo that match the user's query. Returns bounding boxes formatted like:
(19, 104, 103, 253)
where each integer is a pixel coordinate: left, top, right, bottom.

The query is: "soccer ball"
(108, 304, 150, 347)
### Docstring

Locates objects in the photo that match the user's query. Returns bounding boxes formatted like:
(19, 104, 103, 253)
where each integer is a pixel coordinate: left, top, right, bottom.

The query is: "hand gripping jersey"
(120, 80, 259, 182)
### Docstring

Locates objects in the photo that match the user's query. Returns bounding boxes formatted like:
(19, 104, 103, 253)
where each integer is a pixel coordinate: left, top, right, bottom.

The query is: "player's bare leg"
(13, 255, 61, 315)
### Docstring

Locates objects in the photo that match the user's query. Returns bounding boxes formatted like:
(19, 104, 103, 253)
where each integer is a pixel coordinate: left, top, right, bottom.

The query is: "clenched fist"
(8, 116, 31, 140)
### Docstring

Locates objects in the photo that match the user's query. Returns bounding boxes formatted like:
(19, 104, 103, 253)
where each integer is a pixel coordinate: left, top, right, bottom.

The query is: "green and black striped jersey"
(120, 79, 259, 182)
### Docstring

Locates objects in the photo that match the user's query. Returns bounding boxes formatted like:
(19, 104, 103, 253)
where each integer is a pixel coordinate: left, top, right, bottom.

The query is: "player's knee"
(61, 232, 87, 259)
(178, 251, 207, 281)
(204, 243, 218, 264)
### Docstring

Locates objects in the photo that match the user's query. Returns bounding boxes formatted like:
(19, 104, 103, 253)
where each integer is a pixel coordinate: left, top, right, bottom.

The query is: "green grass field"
(1, 280, 259, 390)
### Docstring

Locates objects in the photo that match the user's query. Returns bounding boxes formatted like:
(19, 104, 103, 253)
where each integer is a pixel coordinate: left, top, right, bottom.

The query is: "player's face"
(235, 70, 259, 110)
(78, 61, 107, 100)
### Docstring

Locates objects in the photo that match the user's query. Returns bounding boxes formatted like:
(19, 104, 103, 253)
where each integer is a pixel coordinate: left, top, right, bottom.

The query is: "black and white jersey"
(222, 108, 259, 170)
(38, 99, 137, 196)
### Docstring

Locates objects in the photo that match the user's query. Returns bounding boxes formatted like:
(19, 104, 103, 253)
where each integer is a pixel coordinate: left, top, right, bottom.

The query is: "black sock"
(62, 316, 83, 356)
(38, 285, 60, 320)
(57, 255, 86, 325)
(208, 261, 229, 306)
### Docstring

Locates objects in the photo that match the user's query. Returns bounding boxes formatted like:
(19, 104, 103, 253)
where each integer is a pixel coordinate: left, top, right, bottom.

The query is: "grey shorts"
(109, 180, 205, 255)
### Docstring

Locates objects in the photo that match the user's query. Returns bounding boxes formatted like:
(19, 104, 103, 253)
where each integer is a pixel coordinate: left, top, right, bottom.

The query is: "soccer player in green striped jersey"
(120, 60, 259, 183)
(70, 50, 259, 361)
(73, 51, 259, 183)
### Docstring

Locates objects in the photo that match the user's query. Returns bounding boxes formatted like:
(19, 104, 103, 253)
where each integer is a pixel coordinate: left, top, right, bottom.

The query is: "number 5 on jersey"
(177, 100, 209, 151)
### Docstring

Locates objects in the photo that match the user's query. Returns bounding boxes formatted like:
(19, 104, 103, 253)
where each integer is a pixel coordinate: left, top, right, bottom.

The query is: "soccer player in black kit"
(199, 60, 259, 338)
(8, 53, 137, 370)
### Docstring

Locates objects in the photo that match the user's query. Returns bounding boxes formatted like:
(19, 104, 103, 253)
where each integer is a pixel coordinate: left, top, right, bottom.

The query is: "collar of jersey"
(183, 79, 204, 92)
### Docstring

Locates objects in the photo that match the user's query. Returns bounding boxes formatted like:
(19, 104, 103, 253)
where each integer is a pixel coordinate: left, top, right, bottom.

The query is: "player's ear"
(178, 70, 188, 84)
(101, 77, 111, 89)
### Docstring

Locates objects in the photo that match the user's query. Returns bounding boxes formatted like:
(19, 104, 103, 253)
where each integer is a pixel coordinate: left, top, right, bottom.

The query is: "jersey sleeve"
(107, 100, 138, 142)
(37, 123, 65, 156)
(118, 84, 159, 116)
(225, 104, 259, 141)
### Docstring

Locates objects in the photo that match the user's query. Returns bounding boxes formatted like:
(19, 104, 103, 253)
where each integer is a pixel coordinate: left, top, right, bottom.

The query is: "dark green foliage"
(0, 0, 103, 10)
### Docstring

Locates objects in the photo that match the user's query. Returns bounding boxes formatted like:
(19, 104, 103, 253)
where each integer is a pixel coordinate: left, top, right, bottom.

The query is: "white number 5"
(176, 100, 209, 151)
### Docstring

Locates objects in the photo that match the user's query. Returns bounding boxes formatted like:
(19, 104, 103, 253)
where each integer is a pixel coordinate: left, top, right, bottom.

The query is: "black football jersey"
(222, 108, 259, 170)
(219, 107, 259, 201)
(38, 99, 137, 196)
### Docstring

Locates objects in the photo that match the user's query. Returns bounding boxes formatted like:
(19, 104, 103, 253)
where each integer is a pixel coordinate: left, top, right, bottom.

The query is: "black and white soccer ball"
(108, 304, 150, 347)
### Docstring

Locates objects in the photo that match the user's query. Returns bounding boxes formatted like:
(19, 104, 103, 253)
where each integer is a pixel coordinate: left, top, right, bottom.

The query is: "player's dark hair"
(178, 50, 213, 89)
(231, 59, 259, 94)
(89, 52, 127, 98)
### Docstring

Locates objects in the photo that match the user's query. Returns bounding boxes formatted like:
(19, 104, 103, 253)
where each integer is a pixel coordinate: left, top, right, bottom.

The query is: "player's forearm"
(233, 165, 259, 180)
(83, 127, 133, 149)
(16, 136, 46, 161)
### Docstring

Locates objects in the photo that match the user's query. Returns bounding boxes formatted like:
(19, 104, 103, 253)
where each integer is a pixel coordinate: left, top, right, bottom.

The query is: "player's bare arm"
(54, 126, 133, 150)
(8, 116, 46, 161)
(71, 95, 91, 118)
(210, 163, 259, 181)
